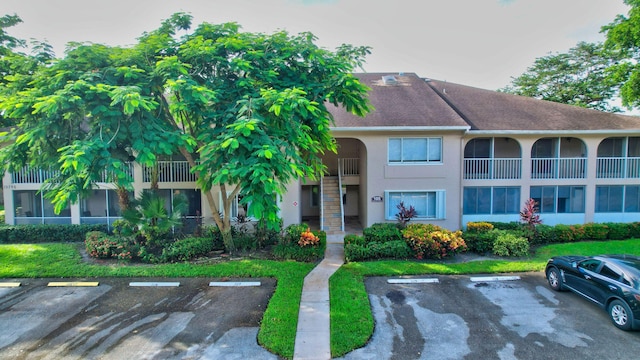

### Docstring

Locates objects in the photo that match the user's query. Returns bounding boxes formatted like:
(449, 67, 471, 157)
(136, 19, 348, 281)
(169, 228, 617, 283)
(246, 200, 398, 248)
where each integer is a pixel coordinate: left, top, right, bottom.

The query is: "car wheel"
(546, 267, 563, 291)
(608, 299, 633, 331)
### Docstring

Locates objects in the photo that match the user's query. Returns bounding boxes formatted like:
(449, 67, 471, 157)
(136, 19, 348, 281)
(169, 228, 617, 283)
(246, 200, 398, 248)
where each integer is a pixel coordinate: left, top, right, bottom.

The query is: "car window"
(599, 264, 622, 282)
(579, 259, 601, 272)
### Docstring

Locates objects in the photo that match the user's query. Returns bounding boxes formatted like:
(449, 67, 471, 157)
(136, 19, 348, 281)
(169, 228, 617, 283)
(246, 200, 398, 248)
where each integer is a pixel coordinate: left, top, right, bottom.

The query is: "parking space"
(0, 278, 277, 359)
(339, 272, 640, 360)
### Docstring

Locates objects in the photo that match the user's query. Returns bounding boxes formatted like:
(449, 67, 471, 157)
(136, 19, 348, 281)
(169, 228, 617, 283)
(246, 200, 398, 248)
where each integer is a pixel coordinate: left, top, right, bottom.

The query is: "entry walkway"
(293, 234, 345, 360)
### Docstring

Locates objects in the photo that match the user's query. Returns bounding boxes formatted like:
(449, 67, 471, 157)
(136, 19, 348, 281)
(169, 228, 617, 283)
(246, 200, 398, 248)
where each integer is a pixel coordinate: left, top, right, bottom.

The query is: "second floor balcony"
(464, 158, 522, 180)
(531, 157, 586, 179)
(596, 157, 640, 179)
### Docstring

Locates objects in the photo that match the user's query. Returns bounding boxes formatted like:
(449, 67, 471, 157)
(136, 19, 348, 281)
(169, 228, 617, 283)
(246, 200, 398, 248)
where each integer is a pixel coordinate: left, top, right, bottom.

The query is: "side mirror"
(572, 262, 577, 268)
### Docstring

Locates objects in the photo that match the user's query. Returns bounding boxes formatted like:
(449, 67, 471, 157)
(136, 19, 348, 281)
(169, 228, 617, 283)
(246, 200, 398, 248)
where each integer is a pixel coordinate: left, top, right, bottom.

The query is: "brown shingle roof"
(330, 73, 469, 128)
(330, 72, 640, 132)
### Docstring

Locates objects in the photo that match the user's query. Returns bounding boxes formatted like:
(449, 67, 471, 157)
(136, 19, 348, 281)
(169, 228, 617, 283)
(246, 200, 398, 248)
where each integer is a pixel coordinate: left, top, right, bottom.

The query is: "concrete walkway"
(293, 234, 345, 360)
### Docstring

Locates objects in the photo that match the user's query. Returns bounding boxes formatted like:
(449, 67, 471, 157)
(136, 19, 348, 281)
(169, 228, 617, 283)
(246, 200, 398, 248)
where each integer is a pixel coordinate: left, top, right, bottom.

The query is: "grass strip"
(330, 238, 640, 357)
(0, 242, 315, 359)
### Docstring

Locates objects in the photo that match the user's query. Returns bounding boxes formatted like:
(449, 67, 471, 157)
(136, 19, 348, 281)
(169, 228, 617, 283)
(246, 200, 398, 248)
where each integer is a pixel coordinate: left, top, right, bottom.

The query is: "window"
(385, 191, 445, 220)
(13, 190, 71, 225)
(463, 187, 520, 215)
(231, 194, 250, 219)
(464, 138, 491, 158)
(598, 137, 625, 157)
(389, 138, 442, 164)
(596, 186, 624, 213)
(579, 259, 601, 272)
(625, 186, 640, 212)
(595, 185, 640, 213)
(599, 264, 622, 281)
(492, 187, 521, 214)
(530, 186, 584, 213)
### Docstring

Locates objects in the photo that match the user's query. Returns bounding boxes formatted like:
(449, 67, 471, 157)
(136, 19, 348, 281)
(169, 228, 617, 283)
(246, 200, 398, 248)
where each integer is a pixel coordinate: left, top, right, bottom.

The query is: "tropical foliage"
(0, 13, 372, 251)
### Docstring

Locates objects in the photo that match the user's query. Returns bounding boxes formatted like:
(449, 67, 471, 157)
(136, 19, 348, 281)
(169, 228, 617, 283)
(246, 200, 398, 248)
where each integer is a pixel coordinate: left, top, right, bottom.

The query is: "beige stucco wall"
(331, 130, 466, 230)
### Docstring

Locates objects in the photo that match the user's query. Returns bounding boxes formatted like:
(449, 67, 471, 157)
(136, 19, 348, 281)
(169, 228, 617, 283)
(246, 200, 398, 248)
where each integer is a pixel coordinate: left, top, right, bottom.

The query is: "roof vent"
(382, 75, 398, 85)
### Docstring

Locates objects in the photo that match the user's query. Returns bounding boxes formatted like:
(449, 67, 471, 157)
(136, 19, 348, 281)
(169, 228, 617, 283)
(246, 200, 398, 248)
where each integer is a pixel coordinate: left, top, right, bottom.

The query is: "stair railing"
(320, 174, 324, 232)
(337, 159, 345, 232)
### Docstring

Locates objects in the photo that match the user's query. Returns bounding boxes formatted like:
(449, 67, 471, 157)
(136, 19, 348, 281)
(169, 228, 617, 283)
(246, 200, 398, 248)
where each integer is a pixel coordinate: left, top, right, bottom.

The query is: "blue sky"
(0, 0, 630, 90)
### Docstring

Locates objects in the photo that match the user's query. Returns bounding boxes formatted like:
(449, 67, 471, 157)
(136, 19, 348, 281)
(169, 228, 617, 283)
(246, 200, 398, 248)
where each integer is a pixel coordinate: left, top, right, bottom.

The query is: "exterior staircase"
(321, 177, 344, 234)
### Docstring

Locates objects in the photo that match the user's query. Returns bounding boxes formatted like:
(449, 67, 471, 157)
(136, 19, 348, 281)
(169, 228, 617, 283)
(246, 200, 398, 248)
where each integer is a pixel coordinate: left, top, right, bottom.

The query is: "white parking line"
(387, 278, 439, 284)
(129, 282, 181, 287)
(48, 282, 99, 287)
(209, 281, 261, 287)
(470, 276, 521, 282)
(0, 282, 21, 287)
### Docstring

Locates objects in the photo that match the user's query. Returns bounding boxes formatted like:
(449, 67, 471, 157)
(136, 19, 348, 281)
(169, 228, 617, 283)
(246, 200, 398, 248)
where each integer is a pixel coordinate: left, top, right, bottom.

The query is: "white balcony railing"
(597, 157, 640, 178)
(11, 167, 59, 184)
(531, 157, 586, 179)
(463, 158, 522, 180)
(143, 161, 197, 183)
(340, 158, 359, 176)
(12, 163, 134, 184)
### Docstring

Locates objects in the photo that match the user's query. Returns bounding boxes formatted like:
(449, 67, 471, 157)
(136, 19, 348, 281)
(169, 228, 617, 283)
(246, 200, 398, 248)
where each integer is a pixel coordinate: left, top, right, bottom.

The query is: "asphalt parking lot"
(339, 272, 640, 360)
(0, 278, 277, 360)
(3, 273, 640, 360)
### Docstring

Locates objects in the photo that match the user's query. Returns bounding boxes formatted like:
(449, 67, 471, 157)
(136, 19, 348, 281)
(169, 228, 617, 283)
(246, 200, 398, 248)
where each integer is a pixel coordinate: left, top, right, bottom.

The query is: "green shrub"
(463, 230, 498, 254)
(344, 234, 366, 246)
(629, 222, 640, 239)
(282, 223, 311, 245)
(344, 240, 413, 262)
(272, 229, 326, 262)
(254, 219, 282, 247)
(530, 224, 554, 244)
(0, 224, 107, 244)
(466, 222, 494, 233)
(402, 223, 466, 259)
(84, 231, 134, 260)
(582, 223, 609, 240)
(201, 225, 229, 250)
(493, 233, 529, 257)
(161, 236, 215, 262)
(363, 223, 402, 243)
(605, 222, 631, 240)
(489, 221, 524, 231)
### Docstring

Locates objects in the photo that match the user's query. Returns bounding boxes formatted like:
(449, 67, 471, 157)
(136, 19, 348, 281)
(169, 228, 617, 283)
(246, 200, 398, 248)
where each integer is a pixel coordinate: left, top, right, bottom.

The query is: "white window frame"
(384, 190, 446, 220)
(388, 137, 443, 165)
(463, 186, 521, 215)
(219, 192, 254, 221)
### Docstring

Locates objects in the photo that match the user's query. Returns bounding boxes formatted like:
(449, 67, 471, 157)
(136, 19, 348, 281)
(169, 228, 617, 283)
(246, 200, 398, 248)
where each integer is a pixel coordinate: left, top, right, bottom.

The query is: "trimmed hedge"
(345, 240, 413, 262)
(0, 224, 107, 243)
(161, 236, 216, 262)
(362, 223, 402, 243)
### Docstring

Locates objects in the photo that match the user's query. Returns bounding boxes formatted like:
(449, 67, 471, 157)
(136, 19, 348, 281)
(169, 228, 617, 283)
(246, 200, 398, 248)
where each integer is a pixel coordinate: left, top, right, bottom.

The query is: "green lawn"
(1, 239, 639, 359)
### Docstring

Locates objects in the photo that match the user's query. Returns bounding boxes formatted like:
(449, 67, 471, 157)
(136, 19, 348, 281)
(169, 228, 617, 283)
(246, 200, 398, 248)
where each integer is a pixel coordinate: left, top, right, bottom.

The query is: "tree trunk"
(177, 146, 240, 253)
(116, 185, 130, 211)
(221, 227, 235, 254)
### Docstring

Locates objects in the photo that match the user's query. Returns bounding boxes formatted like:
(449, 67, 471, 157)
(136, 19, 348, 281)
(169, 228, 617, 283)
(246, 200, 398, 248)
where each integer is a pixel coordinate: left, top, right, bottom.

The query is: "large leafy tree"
(0, 14, 54, 127)
(0, 13, 372, 251)
(501, 41, 623, 112)
(603, 0, 640, 108)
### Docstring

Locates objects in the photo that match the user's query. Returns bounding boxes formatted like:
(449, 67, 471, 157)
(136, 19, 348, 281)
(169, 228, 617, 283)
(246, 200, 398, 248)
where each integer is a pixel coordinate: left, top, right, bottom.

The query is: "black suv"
(545, 254, 640, 330)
